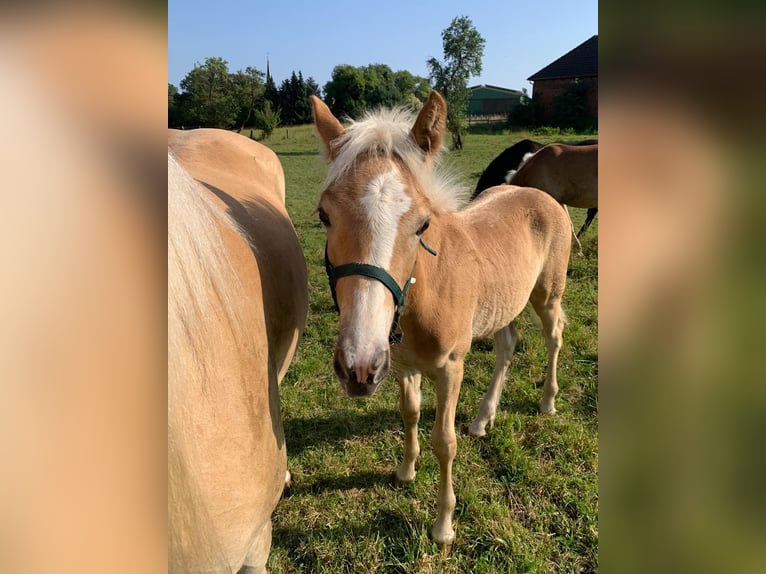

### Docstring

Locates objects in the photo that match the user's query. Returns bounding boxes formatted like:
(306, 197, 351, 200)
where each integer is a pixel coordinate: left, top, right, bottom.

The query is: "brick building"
(528, 35, 598, 125)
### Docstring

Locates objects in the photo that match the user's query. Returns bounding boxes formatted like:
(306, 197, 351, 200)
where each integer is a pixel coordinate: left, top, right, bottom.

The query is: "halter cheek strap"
(324, 238, 436, 345)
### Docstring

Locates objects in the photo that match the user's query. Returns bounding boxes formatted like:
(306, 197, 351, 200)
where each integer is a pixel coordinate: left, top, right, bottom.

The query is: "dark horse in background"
(471, 139, 598, 238)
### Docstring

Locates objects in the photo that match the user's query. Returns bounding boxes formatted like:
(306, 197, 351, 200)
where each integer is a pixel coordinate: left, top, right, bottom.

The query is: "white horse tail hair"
(505, 151, 537, 184)
(168, 151, 240, 572)
(562, 204, 584, 255)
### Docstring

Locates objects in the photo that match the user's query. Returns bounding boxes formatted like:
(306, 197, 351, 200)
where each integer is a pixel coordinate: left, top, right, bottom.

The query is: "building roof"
(527, 35, 598, 81)
(468, 84, 524, 96)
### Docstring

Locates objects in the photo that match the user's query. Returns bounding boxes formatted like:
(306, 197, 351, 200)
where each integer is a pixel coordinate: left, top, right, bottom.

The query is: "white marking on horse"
(345, 168, 412, 374)
(360, 169, 412, 265)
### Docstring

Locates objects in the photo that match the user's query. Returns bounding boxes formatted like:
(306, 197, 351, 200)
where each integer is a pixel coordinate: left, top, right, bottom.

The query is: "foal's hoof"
(467, 415, 494, 437)
(539, 404, 557, 416)
(432, 528, 455, 553)
(392, 470, 416, 487)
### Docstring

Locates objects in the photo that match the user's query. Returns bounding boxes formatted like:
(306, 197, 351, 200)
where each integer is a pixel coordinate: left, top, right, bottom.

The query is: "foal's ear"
(311, 95, 345, 160)
(411, 90, 447, 157)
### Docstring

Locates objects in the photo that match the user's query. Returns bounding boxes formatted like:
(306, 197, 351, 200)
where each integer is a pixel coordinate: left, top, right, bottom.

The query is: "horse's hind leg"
(468, 323, 519, 437)
(577, 207, 598, 238)
(395, 371, 422, 483)
(530, 293, 565, 415)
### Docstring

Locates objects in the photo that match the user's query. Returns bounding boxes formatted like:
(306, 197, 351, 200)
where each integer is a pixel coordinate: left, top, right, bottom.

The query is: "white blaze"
(343, 169, 411, 365)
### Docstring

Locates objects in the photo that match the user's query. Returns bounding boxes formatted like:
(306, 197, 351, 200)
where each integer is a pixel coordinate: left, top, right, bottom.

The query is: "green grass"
(250, 124, 598, 573)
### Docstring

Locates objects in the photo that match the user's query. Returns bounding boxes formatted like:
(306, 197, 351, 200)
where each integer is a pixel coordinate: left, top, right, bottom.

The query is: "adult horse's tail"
(503, 151, 537, 184)
(168, 152, 245, 572)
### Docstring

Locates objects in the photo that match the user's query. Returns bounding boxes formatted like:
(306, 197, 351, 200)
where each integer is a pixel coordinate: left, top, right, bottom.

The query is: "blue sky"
(169, 0, 597, 95)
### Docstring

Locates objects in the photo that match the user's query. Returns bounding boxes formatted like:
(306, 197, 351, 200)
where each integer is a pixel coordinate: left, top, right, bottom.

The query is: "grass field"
(247, 123, 598, 573)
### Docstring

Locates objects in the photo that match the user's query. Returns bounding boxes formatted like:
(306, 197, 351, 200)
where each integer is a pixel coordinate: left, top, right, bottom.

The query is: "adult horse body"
(168, 129, 308, 573)
(508, 143, 599, 238)
(470, 138, 544, 200)
(311, 92, 571, 547)
(472, 139, 598, 238)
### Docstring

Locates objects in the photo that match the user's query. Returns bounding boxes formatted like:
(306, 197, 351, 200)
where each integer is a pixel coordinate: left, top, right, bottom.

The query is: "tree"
(553, 79, 595, 131)
(168, 83, 179, 127)
(277, 70, 314, 125)
(179, 57, 239, 128)
(507, 92, 542, 129)
(230, 66, 265, 131)
(362, 64, 401, 108)
(426, 16, 485, 149)
(253, 100, 280, 139)
(323, 65, 367, 118)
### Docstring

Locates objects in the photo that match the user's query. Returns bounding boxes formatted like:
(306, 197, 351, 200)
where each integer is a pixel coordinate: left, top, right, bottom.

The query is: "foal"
(312, 92, 571, 547)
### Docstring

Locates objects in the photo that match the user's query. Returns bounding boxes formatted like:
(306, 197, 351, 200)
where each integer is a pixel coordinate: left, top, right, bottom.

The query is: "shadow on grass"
(284, 407, 437, 458)
(271, 509, 418, 573)
(286, 469, 397, 496)
(275, 150, 320, 157)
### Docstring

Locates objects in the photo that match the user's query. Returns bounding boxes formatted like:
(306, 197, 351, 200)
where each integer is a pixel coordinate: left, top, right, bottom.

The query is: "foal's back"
(510, 143, 598, 209)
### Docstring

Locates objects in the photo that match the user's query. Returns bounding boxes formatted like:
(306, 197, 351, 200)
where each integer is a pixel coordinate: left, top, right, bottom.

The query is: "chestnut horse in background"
(507, 143, 599, 239)
(311, 92, 571, 548)
(168, 129, 308, 573)
(471, 139, 598, 238)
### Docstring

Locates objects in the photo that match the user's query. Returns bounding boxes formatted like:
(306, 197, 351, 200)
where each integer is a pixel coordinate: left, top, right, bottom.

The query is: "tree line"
(168, 16, 487, 141)
(169, 18, 594, 144)
(168, 57, 435, 136)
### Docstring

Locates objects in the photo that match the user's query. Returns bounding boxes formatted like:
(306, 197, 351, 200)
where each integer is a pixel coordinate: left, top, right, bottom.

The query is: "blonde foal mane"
(325, 106, 468, 212)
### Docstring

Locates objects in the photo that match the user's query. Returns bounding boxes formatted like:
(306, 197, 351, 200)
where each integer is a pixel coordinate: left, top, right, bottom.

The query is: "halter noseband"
(324, 238, 437, 344)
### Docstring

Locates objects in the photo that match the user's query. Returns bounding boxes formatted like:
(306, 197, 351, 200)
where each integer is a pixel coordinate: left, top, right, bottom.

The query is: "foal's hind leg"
(468, 323, 519, 437)
(530, 294, 565, 415)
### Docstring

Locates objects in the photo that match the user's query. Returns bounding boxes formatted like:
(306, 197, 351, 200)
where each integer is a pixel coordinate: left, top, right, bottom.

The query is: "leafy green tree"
(553, 79, 596, 131)
(507, 92, 542, 129)
(231, 66, 265, 130)
(362, 64, 401, 108)
(426, 16, 485, 149)
(323, 65, 367, 118)
(179, 57, 238, 128)
(168, 83, 179, 127)
(254, 100, 280, 139)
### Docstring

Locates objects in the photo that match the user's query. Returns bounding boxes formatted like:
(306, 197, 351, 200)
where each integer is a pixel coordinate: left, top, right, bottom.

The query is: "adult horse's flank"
(508, 143, 599, 239)
(471, 139, 598, 238)
(168, 129, 308, 573)
(311, 91, 571, 547)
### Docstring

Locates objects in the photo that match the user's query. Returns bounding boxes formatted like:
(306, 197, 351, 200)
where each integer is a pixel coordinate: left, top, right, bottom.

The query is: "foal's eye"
(416, 218, 430, 236)
(317, 207, 330, 227)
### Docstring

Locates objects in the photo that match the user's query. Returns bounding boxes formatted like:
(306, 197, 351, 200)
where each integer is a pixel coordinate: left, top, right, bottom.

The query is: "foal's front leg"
(395, 370, 422, 483)
(431, 359, 464, 548)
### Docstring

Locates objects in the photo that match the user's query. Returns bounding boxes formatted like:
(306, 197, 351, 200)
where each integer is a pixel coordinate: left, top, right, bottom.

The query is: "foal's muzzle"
(333, 345, 390, 397)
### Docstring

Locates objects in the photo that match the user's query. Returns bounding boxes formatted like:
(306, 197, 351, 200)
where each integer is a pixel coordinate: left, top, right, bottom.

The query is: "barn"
(467, 84, 524, 119)
(527, 35, 598, 125)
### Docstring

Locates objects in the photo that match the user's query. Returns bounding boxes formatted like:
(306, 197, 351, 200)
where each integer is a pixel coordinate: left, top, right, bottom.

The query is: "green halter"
(324, 238, 437, 344)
